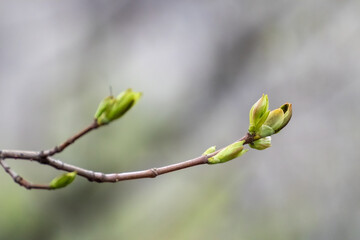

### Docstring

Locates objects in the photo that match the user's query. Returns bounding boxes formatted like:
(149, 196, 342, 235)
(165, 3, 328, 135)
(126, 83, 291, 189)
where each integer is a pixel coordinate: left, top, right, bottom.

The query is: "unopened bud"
(50, 171, 77, 189)
(248, 94, 270, 134)
(275, 103, 292, 133)
(250, 136, 271, 150)
(202, 146, 216, 156)
(95, 89, 142, 125)
(208, 141, 248, 164)
(259, 103, 292, 137)
(94, 96, 115, 120)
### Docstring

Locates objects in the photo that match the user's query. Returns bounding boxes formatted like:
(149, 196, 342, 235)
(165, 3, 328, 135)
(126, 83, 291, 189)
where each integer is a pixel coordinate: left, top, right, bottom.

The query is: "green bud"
(202, 146, 216, 156)
(95, 89, 142, 125)
(249, 94, 270, 134)
(264, 108, 284, 130)
(107, 89, 142, 120)
(258, 125, 275, 137)
(258, 103, 292, 137)
(50, 171, 77, 189)
(275, 103, 292, 133)
(94, 96, 115, 120)
(250, 136, 272, 150)
(208, 141, 248, 164)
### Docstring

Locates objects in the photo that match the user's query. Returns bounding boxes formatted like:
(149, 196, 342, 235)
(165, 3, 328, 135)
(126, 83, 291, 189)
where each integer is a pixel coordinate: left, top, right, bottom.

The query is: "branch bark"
(42, 120, 100, 157)
(0, 160, 51, 190)
(0, 128, 254, 189)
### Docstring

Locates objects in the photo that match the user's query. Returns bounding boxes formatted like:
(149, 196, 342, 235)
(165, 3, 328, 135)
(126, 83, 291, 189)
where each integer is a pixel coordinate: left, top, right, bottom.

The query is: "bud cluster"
(202, 94, 292, 164)
(248, 94, 292, 139)
(94, 89, 142, 125)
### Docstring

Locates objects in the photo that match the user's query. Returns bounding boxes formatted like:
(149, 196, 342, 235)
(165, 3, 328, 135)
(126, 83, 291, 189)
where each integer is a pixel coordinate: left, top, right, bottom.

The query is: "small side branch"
(0, 159, 52, 190)
(42, 120, 100, 157)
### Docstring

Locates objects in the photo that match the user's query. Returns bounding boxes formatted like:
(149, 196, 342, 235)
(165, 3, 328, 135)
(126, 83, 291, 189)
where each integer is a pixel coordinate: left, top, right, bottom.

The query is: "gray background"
(0, 1, 359, 239)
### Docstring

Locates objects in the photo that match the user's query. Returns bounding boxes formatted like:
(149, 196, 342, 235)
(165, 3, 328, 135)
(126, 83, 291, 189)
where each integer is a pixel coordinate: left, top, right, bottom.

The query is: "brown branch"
(0, 159, 52, 190)
(42, 120, 100, 157)
(0, 133, 254, 189)
(0, 91, 291, 191)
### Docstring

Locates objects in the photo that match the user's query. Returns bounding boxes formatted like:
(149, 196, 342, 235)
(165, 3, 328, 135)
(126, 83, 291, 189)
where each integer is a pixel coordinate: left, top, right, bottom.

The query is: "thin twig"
(0, 108, 256, 190)
(0, 159, 52, 190)
(42, 120, 100, 157)
(0, 133, 254, 188)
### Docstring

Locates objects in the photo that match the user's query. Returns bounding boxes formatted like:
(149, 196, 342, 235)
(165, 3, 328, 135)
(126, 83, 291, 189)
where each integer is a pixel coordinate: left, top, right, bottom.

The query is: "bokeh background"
(1, 1, 360, 239)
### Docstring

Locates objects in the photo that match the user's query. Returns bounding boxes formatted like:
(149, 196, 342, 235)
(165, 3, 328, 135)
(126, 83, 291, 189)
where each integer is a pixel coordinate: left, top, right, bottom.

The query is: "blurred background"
(0, 0, 359, 239)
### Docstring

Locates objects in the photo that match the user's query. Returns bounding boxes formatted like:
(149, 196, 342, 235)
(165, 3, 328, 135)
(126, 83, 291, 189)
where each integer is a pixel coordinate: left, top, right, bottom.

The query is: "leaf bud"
(50, 171, 77, 189)
(95, 89, 142, 125)
(208, 141, 248, 164)
(249, 136, 272, 150)
(258, 103, 292, 137)
(202, 146, 216, 156)
(248, 94, 270, 134)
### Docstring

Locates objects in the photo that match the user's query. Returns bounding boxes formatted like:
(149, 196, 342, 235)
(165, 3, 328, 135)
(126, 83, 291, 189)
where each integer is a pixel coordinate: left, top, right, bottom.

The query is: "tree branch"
(41, 120, 100, 157)
(0, 133, 254, 188)
(0, 159, 52, 190)
(0, 92, 291, 191)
